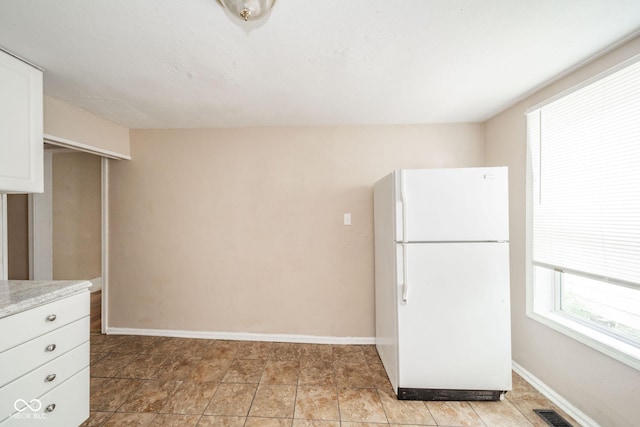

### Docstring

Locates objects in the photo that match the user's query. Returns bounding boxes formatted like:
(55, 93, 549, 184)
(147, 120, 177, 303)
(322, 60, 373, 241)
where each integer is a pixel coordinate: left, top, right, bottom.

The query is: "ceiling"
(0, 1, 639, 129)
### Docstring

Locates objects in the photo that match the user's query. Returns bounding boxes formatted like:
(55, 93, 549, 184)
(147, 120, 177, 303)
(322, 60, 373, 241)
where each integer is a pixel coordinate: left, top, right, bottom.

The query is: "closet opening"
(6, 143, 109, 333)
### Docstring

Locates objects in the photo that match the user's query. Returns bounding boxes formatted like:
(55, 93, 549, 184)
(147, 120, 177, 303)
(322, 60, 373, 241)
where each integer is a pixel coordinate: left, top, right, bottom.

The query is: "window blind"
(528, 58, 640, 290)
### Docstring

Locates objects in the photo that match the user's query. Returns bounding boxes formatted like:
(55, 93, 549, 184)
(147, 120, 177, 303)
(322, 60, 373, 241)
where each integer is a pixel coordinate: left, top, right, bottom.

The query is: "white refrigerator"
(373, 167, 512, 401)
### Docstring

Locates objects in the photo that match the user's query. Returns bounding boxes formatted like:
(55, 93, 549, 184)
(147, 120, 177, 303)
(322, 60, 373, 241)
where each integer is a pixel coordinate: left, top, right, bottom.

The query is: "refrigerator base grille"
(397, 388, 505, 401)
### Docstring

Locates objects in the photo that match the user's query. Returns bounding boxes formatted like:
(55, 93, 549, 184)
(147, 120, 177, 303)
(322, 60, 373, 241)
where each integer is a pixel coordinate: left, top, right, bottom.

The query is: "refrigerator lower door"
(397, 242, 512, 396)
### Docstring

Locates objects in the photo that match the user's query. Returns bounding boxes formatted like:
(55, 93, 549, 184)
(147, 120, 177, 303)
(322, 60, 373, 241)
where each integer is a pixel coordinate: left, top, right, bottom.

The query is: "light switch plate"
(344, 213, 351, 225)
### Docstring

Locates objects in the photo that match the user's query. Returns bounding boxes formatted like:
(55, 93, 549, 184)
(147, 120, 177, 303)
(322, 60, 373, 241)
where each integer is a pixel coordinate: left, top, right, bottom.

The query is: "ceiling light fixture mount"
(219, 0, 276, 22)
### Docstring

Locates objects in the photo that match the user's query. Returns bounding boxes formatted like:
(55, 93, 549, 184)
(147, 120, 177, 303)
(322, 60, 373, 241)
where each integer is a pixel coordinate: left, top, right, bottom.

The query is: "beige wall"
(44, 95, 130, 158)
(7, 194, 29, 280)
(484, 36, 640, 427)
(53, 152, 102, 280)
(108, 125, 484, 336)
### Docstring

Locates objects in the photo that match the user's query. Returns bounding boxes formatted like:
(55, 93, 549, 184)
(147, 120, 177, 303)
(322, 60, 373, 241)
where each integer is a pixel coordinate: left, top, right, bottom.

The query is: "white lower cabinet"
(0, 368, 89, 427)
(0, 291, 89, 426)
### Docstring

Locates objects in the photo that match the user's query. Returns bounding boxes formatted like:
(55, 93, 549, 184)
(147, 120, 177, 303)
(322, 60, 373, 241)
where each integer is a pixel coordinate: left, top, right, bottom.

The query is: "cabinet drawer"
(0, 291, 89, 352)
(0, 341, 89, 422)
(0, 367, 89, 427)
(0, 317, 88, 387)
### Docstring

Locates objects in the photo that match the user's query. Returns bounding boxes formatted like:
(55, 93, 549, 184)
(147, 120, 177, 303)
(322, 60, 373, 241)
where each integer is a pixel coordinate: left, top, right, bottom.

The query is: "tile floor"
(84, 334, 579, 426)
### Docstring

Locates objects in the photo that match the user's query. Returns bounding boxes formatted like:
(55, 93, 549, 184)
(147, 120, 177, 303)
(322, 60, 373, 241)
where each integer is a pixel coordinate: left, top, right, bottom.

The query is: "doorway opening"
(7, 146, 106, 332)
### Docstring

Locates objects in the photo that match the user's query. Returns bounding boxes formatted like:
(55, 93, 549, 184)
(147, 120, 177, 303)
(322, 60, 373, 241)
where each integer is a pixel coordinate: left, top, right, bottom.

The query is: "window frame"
(525, 54, 640, 372)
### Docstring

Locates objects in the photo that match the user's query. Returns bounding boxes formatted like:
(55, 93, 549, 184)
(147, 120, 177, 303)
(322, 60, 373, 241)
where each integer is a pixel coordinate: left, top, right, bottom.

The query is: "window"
(526, 56, 640, 370)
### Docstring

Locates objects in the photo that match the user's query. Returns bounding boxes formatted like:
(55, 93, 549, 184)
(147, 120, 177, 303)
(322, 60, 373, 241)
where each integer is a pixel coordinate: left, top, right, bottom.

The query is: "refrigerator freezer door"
(397, 242, 512, 391)
(398, 167, 509, 242)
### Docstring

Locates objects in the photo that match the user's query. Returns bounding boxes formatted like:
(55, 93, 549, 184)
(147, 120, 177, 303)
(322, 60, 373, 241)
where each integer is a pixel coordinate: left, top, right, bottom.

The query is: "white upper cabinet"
(0, 49, 43, 193)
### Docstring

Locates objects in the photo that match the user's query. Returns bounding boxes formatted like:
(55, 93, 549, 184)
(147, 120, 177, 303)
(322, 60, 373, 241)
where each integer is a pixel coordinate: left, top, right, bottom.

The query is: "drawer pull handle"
(45, 344, 57, 352)
(46, 314, 57, 322)
(45, 373, 57, 382)
(45, 403, 56, 413)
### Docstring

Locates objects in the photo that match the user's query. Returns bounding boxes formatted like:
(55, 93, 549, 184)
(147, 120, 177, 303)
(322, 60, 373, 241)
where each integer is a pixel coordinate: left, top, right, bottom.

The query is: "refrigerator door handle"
(400, 169, 408, 242)
(401, 243, 408, 304)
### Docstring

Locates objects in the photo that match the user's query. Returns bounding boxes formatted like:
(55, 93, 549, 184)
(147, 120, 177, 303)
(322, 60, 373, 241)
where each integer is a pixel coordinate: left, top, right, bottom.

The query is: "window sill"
(527, 310, 640, 372)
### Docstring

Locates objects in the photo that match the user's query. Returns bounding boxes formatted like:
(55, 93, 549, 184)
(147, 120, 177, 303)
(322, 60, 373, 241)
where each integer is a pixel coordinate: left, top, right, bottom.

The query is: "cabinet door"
(0, 50, 43, 193)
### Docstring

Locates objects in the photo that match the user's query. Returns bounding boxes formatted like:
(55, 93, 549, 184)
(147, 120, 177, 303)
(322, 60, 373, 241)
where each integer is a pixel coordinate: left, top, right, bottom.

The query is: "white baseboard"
(105, 327, 375, 345)
(512, 361, 600, 427)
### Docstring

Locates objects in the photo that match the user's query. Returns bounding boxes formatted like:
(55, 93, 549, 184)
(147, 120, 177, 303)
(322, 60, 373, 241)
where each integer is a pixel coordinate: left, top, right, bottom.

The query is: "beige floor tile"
(102, 412, 156, 426)
(90, 376, 110, 393)
(161, 381, 219, 414)
(511, 372, 537, 392)
(506, 379, 578, 426)
(426, 401, 485, 426)
(118, 354, 168, 379)
(300, 344, 333, 362)
(292, 420, 340, 427)
(377, 388, 436, 425)
(118, 380, 182, 413)
(337, 387, 387, 423)
(90, 334, 132, 353)
(91, 353, 137, 377)
(237, 341, 273, 359)
(294, 385, 339, 421)
(249, 384, 297, 418)
(205, 383, 258, 416)
(368, 364, 393, 390)
(178, 338, 216, 356)
(332, 346, 367, 364)
(80, 411, 113, 426)
(335, 361, 375, 388)
(340, 422, 388, 427)
(222, 358, 266, 383)
(111, 335, 160, 354)
(90, 377, 143, 411)
(365, 359, 386, 372)
(87, 335, 574, 427)
(470, 400, 534, 427)
(188, 357, 233, 382)
(364, 354, 383, 366)
(508, 396, 578, 427)
(245, 417, 293, 427)
(148, 337, 192, 354)
(90, 352, 108, 366)
(271, 342, 303, 360)
(89, 334, 115, 353)
(207, 340, 241, 358)
(198, 415, 247, 427)
(331, 345, 363, 356)
(152, 413, 202, 426)
(362, 345, 379, 357)
(389, 424, 437, 427)
(156, 355, 202, 380)
(298, 361, 335, 386)
(207, 346, 240, 359)
(262, 360, 300, 384)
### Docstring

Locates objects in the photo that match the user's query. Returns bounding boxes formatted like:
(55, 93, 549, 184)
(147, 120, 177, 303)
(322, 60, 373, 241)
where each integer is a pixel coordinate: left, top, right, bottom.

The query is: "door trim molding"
(101, 157, 109, 333)
(29, 151, 53, 280)
(44, 133, 131, 160)
(0, 194, 7, 280)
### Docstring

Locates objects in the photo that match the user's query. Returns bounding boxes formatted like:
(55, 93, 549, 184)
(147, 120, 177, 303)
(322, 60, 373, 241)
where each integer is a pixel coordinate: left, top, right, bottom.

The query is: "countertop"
(0, 280, 91, 319)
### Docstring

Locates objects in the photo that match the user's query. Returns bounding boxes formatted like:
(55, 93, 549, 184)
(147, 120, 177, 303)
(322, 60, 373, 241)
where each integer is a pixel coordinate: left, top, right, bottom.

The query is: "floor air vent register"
(534, 409, 573, 427)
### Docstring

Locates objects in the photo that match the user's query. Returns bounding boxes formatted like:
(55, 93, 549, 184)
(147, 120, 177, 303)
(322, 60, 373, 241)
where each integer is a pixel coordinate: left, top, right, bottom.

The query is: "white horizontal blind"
(528, 58, 640, 290)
